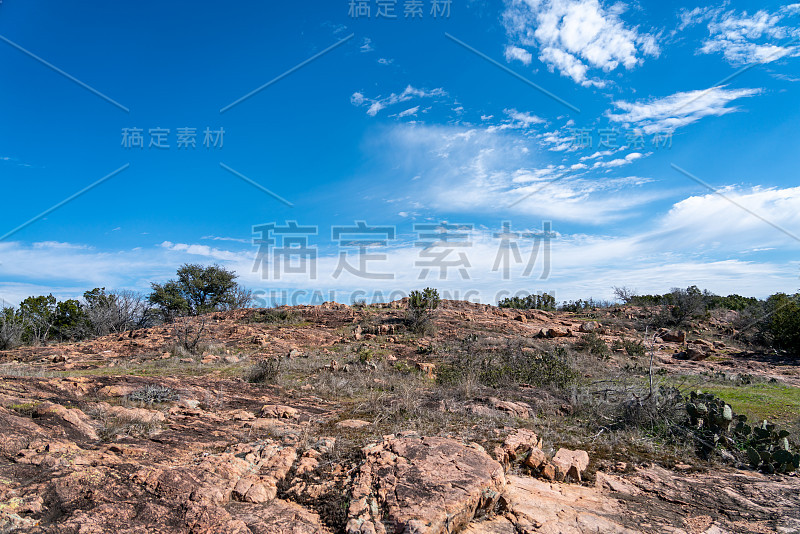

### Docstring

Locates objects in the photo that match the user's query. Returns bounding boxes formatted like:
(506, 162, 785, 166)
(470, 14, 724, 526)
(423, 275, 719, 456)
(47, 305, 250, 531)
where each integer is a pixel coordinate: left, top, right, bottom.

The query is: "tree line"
(0, 264, 252, 349)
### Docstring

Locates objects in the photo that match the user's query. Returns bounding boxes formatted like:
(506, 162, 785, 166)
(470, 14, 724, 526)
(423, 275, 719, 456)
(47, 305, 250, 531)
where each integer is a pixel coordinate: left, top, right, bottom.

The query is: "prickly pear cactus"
(685, 391, 798, 474)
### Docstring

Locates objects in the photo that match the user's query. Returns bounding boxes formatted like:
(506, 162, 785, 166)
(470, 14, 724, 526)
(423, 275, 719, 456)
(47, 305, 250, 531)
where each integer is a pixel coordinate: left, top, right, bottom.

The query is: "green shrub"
(573, 332, 610, 359)
(393, 360, 417, 374)
(498, 293, 555, 311)
(559, 298, 612, 312)
(251, 308, 303, 324)
(761, 293, 800, 355)
(357, 346, 380, 364)
(406, 288, 440, 335)
(438, 341, 577, 390)
(611, 337, 646, 357)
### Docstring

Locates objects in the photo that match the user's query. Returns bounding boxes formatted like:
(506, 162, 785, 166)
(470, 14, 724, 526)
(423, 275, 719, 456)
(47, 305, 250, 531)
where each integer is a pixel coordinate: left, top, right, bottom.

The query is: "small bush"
(573, 332, 611, 359)
(761, 293, 800, 356)
(99, 416, 162, 442)
(618, 385, 685, 431)
(357, 346, 381, 364)
(498, 293, 556, 310)
(611, 337, 646, 357)
(7, 402, 41, 416)
(251, 308, 303, 324)
(245, 358, 280, 383)
(438, 340, 577, 390)
(127, 384, 180, 405)
(393, 360, 417, 374)
(406, 288, 440, 335)
(172, 317, 207, 354)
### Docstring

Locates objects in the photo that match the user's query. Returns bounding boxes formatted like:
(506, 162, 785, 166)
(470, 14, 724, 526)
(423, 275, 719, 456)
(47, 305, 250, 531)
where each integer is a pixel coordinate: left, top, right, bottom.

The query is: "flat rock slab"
(505, 475, 634, 534)
(227, 499, 332, 534)
(348, 435, 506, 534)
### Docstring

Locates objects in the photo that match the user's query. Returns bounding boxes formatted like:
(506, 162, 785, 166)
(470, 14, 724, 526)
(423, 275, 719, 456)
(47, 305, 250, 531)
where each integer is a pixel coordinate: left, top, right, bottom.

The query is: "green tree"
(149, 264, 251, 321)
(407, 287, 440, 335)
(762, 293, 800, 355)
(53, 299, 88, 341)
(18, 294, 57, 344)
(498, 293, 556, 311)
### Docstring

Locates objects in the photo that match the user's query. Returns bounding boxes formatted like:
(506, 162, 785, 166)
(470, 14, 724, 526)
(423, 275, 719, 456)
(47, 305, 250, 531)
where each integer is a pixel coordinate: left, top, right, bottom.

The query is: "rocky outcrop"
(579, 321, 601, 333)
(551, 448, 590, 483)
(464, 475, 636, 534)
(538, 327, 572, 338)
(660, 330, 686, 343)
(347, 434, 506, 534)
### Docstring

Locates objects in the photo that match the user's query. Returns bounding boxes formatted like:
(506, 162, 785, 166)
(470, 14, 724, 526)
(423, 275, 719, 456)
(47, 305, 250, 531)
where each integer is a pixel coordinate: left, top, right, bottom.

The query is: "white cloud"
(2, 185, 798, 306)
(31, 241, 91, 250)
(201, 235, 249, 244)
(505, 108, 546, 126)
(606, 85, 761, 134)
(487, 108, 547, 132)
(159, 241, 244, 261)
(395, 106, 420, 118)
(503, 0, 660, 87)
(651, 185, 800, 250)
(375, 123, 659, 223)
(0, 241, 184, 304)
(350, 92, 365, 106)
(681, 6, 800, 66)
(504, 45, 533, 65)
(367, 101, 386, 116)
(592, 151, 646, 168)
(351, 85, 447, 117)
(537, 128, 576, 151)
(580, 149, 615, 161)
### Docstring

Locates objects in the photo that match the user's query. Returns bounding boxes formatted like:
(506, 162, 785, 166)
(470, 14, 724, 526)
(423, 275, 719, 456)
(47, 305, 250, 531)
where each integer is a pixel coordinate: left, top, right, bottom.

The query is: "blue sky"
(1, 0, 799, 306)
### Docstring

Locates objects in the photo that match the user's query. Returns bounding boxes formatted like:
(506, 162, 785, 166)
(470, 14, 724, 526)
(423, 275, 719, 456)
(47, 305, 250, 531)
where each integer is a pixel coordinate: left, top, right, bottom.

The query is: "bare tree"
(0, 306, 26, 350)
(111, 290, 155, 331)
(219, 285, 254, 311)
(173, 316, 207, 354)
(84, 289, 154, 335)
(613, 286, 637, 304)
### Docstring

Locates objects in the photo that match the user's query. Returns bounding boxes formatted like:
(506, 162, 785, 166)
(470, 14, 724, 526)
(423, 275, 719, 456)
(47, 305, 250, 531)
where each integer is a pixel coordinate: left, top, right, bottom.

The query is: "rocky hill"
(0, 300, 797, 533)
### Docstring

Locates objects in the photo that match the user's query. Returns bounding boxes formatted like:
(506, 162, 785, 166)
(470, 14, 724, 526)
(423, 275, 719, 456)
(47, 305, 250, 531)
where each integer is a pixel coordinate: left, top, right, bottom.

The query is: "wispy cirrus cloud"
(201, 235, 250, 244)
(373, 123, 658, 223)
(502, 0, 660, 87)
(680, 5, 800, 66)
(605, 85, 761, 134)
(486, 108, 547, 133)
(351, 85, 447, 116)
